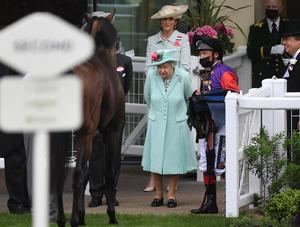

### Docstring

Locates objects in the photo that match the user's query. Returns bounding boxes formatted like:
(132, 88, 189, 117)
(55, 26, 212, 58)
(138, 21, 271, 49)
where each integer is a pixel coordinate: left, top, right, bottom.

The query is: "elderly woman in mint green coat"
(142, 49, 197, 208)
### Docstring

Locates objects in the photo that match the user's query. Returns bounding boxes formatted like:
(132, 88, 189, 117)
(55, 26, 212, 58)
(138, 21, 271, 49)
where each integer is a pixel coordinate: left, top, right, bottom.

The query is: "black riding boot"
(191, 184, 218, 214)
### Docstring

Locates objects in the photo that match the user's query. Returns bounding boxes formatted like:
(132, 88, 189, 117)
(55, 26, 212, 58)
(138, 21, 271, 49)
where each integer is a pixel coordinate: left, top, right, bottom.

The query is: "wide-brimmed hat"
(151, 5, 188, 19)
(282, 20, 300, 37)
(192, 35, 223, 60)
(150, 49, 177, 66)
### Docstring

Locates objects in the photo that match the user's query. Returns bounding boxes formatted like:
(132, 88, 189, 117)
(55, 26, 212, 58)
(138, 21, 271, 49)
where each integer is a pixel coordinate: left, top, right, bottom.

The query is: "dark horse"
(52, 17, 125, 227)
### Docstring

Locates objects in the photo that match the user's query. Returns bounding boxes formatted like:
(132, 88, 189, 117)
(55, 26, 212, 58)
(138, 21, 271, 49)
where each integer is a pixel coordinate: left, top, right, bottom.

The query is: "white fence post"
(262, 79, 286, 136)
(225, 92, 240, 217)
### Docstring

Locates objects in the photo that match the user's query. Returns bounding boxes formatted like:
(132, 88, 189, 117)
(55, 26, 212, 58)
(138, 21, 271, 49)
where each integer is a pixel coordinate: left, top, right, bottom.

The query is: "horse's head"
(83, 16, 117, 54)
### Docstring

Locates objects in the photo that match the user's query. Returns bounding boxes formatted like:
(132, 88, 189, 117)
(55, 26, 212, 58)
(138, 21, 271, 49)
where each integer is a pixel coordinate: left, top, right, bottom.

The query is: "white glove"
(271, 44, 284, 55)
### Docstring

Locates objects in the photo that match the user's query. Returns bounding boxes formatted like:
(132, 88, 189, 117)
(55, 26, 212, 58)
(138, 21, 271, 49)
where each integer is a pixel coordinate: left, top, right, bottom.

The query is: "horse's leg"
(50, 133, 70, 227)
(70, 142, 89, 227)
(104, 129, 122, 224)
(56, 145, 69, 227)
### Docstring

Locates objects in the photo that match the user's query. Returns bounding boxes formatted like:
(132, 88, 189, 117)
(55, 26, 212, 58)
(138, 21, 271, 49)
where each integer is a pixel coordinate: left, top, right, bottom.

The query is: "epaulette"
(254, 20, 264, 28)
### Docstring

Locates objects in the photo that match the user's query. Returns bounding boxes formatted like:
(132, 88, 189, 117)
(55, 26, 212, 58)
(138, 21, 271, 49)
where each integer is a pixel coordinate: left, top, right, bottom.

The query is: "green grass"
(0, 213, 225, 227)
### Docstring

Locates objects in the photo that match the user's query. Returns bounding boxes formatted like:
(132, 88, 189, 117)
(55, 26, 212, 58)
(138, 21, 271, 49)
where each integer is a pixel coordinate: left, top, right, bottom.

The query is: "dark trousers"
(88, 131, 121, 200)
(4, 143, 30, 211)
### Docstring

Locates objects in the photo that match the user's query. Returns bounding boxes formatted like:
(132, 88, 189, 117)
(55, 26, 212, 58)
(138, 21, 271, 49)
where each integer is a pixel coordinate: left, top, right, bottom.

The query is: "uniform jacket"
(142, 67, 197, 174)
(247, 18, 287, 88)
(145, 30, 191, 73)
(116, 53, 133, 95)
(284, 52, 300, 92)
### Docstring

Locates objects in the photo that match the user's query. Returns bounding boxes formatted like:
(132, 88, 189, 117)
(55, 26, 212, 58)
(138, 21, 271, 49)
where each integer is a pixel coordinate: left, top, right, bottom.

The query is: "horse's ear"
(106, 9, 116, 22)
(90, 19, 102, 38)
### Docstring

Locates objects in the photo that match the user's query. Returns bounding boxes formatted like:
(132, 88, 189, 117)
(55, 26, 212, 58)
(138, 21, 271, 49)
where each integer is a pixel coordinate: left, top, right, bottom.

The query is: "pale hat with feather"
(151, 5, 188, 19)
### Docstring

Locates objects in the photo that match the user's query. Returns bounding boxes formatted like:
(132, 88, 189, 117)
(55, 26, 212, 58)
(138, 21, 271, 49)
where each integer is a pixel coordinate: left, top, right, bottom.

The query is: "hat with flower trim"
(150, 49, 177, 66)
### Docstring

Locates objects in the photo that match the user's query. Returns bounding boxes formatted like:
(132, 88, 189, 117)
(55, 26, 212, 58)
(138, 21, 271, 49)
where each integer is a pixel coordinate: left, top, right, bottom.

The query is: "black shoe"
(190, 195, 218, 214)
(190, 206, 218, 214)
(167, 199, 177, 208)
(8, 204, 31, 214)
(151, 198, 163, 207)
(88, 197, 102, 208)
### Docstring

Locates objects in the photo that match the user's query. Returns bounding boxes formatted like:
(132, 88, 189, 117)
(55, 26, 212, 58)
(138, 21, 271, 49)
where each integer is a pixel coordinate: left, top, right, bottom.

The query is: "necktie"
(272, 22, 278, 34)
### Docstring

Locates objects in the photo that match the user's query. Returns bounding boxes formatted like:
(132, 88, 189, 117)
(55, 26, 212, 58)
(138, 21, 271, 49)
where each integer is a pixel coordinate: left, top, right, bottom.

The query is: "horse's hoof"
(109, 219, 118, 225)
(78, 220, 86, 226)
(57, 219, 66, 227)
(70, 221, 84, 227)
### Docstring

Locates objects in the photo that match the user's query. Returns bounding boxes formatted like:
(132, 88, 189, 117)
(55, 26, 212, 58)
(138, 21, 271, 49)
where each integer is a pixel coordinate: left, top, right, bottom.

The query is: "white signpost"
(0, 13, 94, 227)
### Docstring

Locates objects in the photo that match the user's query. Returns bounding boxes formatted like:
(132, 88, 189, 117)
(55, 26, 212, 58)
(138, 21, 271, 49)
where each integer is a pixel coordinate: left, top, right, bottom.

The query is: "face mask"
(199, 56, 214, 68)
(265, 9, 279, 20)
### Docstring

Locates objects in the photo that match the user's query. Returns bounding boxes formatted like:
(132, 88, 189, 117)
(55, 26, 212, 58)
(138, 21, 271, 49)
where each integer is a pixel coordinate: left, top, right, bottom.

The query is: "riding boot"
(191, 184, 218, 214)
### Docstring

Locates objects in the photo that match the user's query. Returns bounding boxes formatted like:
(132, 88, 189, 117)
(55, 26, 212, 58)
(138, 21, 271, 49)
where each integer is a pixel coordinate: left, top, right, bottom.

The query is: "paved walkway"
(0, 165, 225, 215)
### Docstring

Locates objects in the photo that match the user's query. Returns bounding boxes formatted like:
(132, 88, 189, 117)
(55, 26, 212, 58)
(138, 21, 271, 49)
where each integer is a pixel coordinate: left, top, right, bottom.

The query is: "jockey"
(188, 35, 239, 214)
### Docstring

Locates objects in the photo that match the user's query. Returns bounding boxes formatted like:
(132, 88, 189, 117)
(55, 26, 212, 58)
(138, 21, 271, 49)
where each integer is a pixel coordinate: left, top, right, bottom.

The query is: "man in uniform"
(247, 0, 287, 88)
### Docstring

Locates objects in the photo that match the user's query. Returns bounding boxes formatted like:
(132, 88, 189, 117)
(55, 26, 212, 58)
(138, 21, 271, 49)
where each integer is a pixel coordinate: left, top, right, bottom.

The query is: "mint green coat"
(142, 67, 197, 175)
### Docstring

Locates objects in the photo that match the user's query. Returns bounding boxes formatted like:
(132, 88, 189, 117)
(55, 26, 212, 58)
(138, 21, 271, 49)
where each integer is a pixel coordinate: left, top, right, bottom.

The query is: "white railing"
(225, 78, 300, 217)
(0, 158, 4, 168)
(123, 46, 251, 157)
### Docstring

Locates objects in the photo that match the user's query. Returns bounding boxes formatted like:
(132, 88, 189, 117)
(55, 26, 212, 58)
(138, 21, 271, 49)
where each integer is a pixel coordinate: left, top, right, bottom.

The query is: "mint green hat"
(150, 49, 177, 66)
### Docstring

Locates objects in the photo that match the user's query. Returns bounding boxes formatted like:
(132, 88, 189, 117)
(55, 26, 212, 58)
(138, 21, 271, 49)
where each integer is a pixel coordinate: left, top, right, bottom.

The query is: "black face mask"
(265, 9, 279, 20)
(199, 56, 214, 68)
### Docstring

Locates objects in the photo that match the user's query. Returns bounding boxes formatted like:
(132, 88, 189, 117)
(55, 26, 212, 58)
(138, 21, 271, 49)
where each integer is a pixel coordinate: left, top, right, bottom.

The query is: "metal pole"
(33, 131, 49, 227)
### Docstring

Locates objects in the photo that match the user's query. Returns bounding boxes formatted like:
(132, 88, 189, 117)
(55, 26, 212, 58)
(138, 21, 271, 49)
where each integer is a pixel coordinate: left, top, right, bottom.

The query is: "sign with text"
(0, 76, 82, 131)
(0, 13, 94, 77)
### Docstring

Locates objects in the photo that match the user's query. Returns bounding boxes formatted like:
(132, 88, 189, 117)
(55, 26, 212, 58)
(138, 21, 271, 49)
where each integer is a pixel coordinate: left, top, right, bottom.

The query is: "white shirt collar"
(267, 17, 280, 33)
(292, 48, 300, 59)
